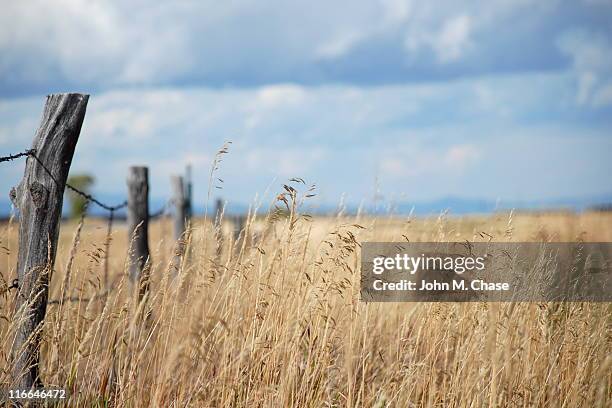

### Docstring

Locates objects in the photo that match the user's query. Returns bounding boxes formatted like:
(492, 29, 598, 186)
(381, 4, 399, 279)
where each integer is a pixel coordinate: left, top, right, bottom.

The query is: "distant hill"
(305, 193, 612, 216)
(392, 193, 612, 216)
(2, 193, 612, 219)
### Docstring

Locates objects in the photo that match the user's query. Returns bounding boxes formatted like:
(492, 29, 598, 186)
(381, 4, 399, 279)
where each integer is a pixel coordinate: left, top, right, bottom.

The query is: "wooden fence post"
(214, 198, 223, 223)
(171, 175, 187, 273)
(231, 214, 246, 248)
(185, 164, 193, 220)
(127, 166, 150, 298)
(171, 175, 186, 241)
(10, 93, 89, 389)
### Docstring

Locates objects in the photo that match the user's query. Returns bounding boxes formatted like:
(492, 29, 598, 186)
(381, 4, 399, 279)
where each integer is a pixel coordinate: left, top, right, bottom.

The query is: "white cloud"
(444, 145, 480, 169)
(313, 0, 413, 60)
(557, 29, 612, 106)
(0, 0, 126, 83)
(577, 72, 597, 105)
(400, 1, 551, 64)
(245, 147, 328, 177)
(380, 157, 407, 174)
(153, 152, 211, 179)
(0, 70, 609, 204)
(255, 85, 307, 108)
(315, 31, 365, 59)
(405, 12, 476, 64)
(0, 0, 210, 88)
(379, 143, 480, 179)
(379, 0, 412, 22)
(591, 82, 612, 107)
(434, 15, 473, 62)
(84, 109, 156, 141)
(0, 0, 590, 93)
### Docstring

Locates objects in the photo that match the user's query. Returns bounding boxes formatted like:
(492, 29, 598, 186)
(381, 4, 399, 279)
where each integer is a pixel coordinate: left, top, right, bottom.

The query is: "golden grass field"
(0, 208, 611, 407)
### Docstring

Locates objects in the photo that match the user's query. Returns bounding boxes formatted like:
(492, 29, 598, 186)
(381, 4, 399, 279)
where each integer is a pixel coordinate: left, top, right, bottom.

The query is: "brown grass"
(0, 205, 611, 407)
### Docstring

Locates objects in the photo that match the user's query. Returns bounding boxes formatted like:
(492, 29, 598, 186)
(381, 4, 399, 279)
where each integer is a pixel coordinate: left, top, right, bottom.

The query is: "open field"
(1, 210, 611, 406)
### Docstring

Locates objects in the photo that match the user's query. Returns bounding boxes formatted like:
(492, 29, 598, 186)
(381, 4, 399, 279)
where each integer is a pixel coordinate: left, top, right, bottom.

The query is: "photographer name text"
(370, 254, 510, 292)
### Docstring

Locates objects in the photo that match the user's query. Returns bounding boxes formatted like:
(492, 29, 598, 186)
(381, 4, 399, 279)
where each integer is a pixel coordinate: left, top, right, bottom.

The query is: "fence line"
(150, 199, 171, 219)
(1, 148, 168, 215)
(2, 149, 127, 211)
(1, 147, 166, 295)
(2, 90, 203, 392)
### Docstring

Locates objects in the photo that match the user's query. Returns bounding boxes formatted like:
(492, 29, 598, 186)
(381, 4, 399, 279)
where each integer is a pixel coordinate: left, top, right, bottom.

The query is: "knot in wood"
(9, 186, 19, 207)
(29, 181, 49, 209)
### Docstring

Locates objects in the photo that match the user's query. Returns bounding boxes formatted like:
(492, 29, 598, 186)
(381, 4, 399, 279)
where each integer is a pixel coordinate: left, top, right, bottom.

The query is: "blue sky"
(1, 0, 611, 210)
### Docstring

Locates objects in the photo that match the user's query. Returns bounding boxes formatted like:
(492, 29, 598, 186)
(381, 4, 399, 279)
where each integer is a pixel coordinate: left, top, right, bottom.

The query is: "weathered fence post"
(171, 175, 186, 241)
(171, 175, 187, 272)
(10, 93, 89, 389)
(231, 214, 246, 249)
(214, 198, 223, 223)
(127, 166, 150, 298)
(185, 164, 193, 220)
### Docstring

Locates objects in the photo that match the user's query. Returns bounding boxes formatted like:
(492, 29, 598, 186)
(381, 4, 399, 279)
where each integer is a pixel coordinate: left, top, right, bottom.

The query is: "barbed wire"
(67, 185, 128, 212)
(150, 199, 172, 219)
(0, 149, 36, 163)
(2, 148, 175, 295)
(1, 149, 175, 217)
(2, 148, 127, 212)
(31, 152, 128, 212)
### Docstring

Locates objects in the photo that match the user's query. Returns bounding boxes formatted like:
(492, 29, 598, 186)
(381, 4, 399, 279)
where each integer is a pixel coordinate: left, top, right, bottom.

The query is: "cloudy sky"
(1, 0, 611, 210)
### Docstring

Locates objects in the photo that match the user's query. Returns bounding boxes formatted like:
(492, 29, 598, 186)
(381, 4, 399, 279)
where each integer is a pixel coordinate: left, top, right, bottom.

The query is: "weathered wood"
(171, 175, 187, 273)
(10, 93, 89, 389)
(214, 198, 224, 224)
(185, 164, 193, 220)
(171, 175, 186, 241)
(127, 166, 150, 298)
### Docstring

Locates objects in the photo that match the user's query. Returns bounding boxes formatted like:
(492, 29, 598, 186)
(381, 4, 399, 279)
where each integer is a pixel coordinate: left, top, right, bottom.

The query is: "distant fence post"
(171, 175, 186, 240)
(127, 166, 150, 298)
(171, 175, 187, 272)
(214, 198, 223, 222)
(185, 164, 193, 220)
(231, 214, 246, 249)
(10, 93, 89, 389)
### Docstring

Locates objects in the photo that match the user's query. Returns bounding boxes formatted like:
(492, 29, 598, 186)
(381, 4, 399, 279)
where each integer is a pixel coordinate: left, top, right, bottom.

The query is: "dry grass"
(0, 203, 611, 407)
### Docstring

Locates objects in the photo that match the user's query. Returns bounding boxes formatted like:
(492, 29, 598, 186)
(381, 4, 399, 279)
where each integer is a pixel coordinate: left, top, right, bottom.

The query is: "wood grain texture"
(127, 166, 150, 297)
(10, 93, 89, 389)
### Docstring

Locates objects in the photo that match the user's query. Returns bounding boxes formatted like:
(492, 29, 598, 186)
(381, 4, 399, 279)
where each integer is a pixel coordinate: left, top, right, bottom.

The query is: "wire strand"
(2, 148, 128, 212)
(0, 149, 36, 163)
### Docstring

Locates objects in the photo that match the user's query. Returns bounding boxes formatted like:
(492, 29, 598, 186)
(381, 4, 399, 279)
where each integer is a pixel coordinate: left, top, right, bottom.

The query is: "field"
(1, 208, 611, 407)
